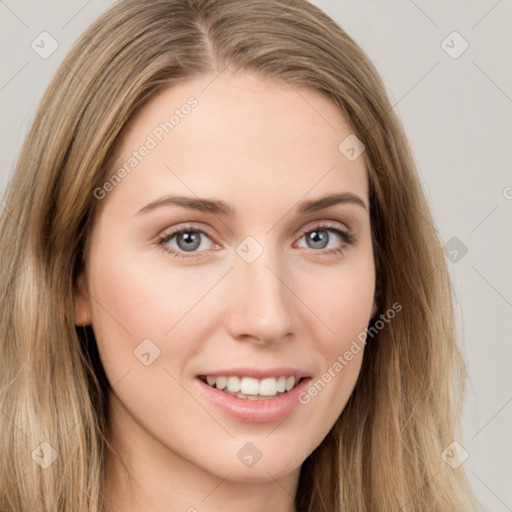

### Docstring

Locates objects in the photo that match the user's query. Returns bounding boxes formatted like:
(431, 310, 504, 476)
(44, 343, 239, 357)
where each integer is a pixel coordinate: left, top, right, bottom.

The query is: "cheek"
(297, 253, 375, 347)
(89, 255, 195, 335)
(292, 278, 370, 449)
(86, 239, 229, 374)
(86, 247, 220, 433)
(291, 255, 374, 414)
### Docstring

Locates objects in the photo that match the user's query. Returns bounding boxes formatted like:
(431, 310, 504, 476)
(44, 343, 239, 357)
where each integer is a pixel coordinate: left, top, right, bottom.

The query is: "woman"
(0, 0, 478, 510)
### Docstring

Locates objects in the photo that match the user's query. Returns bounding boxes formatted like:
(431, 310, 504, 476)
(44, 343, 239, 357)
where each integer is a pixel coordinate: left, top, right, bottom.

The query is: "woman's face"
(76, 71, 377, 486)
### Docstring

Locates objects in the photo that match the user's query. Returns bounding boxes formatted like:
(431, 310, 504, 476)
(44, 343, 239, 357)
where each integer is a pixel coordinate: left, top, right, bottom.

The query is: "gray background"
(1, 1, 511, 510)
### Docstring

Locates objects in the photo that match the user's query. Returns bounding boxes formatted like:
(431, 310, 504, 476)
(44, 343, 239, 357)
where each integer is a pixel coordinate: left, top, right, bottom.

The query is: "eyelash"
(156, 222, 356, 260)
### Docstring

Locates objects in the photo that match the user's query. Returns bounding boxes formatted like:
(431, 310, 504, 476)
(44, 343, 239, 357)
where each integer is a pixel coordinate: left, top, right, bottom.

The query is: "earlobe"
(74, 271, 92, 326)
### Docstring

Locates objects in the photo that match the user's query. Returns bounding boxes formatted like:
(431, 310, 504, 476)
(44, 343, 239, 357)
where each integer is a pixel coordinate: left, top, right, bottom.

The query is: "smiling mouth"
(197, 375, 308, 400)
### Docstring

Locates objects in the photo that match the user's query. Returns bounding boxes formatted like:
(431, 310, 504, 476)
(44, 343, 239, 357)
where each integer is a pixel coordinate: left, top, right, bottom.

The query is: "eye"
(157, 221, 356, 260)
(295, 222, 356, 255)
(157, 224, 219, 259)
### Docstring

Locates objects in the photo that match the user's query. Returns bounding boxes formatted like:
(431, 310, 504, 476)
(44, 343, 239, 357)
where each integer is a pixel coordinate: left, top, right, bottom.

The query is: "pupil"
(307, 230, 328, 249)
(177, 232, 201, 251)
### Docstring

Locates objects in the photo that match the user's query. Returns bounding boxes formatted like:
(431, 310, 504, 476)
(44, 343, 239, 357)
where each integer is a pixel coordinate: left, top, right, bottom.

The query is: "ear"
(74, 270, 92, 326)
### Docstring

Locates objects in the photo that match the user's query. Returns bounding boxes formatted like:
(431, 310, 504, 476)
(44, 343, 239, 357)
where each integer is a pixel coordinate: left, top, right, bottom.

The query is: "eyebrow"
(135, 192, 368, 217)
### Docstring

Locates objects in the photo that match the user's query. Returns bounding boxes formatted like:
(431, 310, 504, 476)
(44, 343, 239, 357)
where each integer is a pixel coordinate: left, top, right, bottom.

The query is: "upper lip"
(197, 367, 312, 379)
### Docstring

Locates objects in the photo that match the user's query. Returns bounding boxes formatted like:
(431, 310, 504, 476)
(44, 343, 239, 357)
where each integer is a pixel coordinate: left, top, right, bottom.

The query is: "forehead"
(105, 71, 368, 215)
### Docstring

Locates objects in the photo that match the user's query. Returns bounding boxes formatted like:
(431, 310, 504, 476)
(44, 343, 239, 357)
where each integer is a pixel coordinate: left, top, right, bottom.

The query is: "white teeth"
(259, 377, 278, 396)
(216, 376, 227, 390)
(203, 375, 301, 397)
(240, 377, 259, 395)
(227, 376, 241, 392)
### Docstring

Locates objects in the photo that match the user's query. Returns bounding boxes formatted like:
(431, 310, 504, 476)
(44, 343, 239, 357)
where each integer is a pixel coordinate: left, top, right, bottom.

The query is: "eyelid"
(296, 220, 356, 245)
(157, 222, 216, 241)
(156, 222, 219, 249)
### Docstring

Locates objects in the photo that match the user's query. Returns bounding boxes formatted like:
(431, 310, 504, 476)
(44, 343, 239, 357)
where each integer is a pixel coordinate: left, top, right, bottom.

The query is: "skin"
(75, 71, 377, 512)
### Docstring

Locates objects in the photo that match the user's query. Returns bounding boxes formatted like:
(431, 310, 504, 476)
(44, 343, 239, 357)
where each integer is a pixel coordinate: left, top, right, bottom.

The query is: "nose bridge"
(226, 240, 294, 343)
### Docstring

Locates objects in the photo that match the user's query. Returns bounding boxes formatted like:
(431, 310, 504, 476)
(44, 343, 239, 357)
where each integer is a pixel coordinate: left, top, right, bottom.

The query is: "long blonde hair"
(0, 0, 478, 510)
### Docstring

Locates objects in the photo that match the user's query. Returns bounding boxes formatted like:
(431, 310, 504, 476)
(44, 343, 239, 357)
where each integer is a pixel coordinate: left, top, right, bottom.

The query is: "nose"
(224, 248, 295, 345)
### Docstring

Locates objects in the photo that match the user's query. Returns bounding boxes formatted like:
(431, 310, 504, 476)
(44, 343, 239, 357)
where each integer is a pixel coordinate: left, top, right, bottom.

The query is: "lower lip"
(195, 377, 311, 423)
